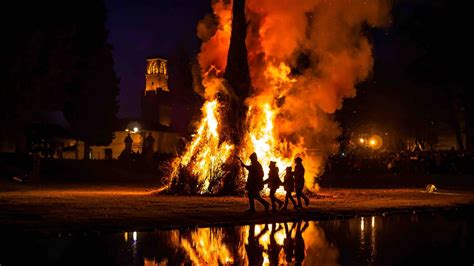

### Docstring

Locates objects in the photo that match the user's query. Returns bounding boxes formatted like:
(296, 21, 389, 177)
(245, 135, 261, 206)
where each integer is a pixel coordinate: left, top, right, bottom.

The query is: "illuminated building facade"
(84, 56, 178, 159)
(142, 56, 172, 127)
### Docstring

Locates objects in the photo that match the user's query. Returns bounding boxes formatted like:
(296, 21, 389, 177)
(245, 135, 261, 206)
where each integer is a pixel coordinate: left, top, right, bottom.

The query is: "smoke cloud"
(245, 0, 391, 160)
(193, 0, 392, 190)
(197, 0, 232, 74)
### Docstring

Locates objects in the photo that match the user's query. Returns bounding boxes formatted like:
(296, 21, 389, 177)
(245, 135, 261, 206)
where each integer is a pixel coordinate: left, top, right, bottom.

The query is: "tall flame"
(166, 0, 391, 194)
(180, 228, 234, 265)
(170, 97, 234, 193)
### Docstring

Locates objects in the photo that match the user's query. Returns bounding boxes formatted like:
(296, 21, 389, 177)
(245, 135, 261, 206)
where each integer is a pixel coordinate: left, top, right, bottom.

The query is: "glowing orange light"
(166, 1, 326, 195)
(368, 135, 383, 150)
(180, 228, 234, 265)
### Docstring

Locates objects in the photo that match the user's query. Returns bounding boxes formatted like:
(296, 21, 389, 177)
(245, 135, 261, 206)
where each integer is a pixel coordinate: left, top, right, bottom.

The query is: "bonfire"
(160, 0, 391, 195)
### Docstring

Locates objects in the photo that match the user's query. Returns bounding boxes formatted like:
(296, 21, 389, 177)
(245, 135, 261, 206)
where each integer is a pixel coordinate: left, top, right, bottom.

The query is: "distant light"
(133, 231, 137, 241)
(133, 127, 139, 133)
(361, 217, 365, 231)
(124, 232, 128, 242)
(341, 152, 345, 156)
(125, 128, 129, 132)
(359, 138, 365, 143)
(368, 135, 383, 149)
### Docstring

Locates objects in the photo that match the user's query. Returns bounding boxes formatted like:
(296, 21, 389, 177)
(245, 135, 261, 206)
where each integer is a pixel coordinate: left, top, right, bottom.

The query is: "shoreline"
(1, 184, 473, 233)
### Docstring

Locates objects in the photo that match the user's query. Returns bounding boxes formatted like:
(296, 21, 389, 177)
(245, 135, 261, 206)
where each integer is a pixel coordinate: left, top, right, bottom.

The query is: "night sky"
(105, 0, 210, 118)
(105, 0, 428, 122)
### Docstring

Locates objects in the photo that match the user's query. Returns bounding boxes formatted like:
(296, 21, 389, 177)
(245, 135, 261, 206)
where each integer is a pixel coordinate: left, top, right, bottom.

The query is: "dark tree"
(168, 46, 202, 135)
(1, 1, 119, 157)
(224, 0, 251, 99)
(63, 0, 119, 158)
(221, 0, 251, 147)
(219, 0, 252, 193)
(1, 2, 76, 152)
(397, 0, 472, 150)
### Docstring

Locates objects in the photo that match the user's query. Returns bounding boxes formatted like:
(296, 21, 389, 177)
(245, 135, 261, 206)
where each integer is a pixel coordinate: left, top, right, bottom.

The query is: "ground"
(1, 180, 474, 233)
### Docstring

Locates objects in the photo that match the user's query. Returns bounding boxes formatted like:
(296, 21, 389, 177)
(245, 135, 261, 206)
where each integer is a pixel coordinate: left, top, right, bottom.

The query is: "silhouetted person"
(282, 166, 298, 210)
(119, 133, 134, 160)
(268, 223, 283, 266)
(246, 224, 268, 265)
(283, 222, 296, 263)
(294, 157, 309, 208)
(143, 132, 155, 162)
(294, 221, 309, 265)
(240, 152, 269, 213)
(264, 161, 283, 211)
(143, 132, 155, 154)
(124, 133, 133, 152)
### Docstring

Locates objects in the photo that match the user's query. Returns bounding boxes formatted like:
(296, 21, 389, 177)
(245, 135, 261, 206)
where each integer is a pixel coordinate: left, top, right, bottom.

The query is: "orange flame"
(170, 98, 234, 193)
(180, 228, 234, 265)
(167, 0, 391, 194)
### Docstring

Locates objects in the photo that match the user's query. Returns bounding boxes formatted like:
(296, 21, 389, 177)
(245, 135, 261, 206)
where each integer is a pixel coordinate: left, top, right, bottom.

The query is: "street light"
(368, 135, 383, 150)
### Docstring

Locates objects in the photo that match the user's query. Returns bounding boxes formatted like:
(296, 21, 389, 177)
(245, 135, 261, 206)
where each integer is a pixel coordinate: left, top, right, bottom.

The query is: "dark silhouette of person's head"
(295, 157, 302, 165)
(286, 166, 292, 174)
(250, 152, 258, 163)
(269, 161, 276, 168)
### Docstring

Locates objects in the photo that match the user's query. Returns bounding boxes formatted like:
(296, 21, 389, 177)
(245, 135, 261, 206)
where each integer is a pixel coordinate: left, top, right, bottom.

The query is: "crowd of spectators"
(324, 148, 474, 177)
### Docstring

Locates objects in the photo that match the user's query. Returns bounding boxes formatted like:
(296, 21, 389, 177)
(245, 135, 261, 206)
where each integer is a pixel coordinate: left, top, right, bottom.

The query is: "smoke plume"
(190, 0, 392, 192)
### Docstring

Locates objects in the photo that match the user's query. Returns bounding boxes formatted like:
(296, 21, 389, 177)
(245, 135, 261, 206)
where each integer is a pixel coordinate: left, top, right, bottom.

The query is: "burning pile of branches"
(161, 0, 391, 195)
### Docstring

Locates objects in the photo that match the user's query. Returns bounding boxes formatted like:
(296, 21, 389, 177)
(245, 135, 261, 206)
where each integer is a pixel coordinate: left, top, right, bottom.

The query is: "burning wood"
(162, 0, 391, 195)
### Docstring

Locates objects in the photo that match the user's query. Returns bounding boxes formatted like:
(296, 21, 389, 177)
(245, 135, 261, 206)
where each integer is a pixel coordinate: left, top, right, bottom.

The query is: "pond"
(1, 212, 473, 265)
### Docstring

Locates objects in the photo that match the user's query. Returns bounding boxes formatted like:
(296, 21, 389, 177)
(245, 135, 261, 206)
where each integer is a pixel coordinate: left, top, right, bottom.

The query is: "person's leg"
(275, 193, 284, 208)
(283, 193, 289, 209)
(270, 189, 283, 210)
(248, 192, 256, 212)
(296, 185, 309, 206)
(255, 193, 269, 211)
(296, 189, 303, 207)
(302, 193, 310, 206)
(270, 191, 277, 210)
(289, 193, 298, 208)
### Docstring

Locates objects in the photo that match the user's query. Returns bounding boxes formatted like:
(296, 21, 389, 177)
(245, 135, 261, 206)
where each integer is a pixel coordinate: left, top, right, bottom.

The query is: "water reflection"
(357, 216, 377, 264)
(136, 214, 473, 265)
(138, 221, 338, 265)
(0, 213, 472, 265)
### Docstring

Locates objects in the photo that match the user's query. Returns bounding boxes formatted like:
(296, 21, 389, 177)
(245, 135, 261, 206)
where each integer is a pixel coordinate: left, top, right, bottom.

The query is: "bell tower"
(142, 56, 172, 127)
(145, 57, 168, 92)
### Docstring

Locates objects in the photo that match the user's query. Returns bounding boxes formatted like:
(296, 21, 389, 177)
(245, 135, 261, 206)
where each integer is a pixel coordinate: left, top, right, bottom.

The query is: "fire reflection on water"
(140, 221, 341, 265)
(357, 216, 377, 264)
(89, 214, 474, 265)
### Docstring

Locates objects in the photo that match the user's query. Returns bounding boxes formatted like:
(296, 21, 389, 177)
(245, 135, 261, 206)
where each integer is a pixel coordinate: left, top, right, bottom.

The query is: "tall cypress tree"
(63, 0, 119, 158)
(222, 0, 251, 146)
(1, 1, 76, 152)
(2, 0, 118, 156)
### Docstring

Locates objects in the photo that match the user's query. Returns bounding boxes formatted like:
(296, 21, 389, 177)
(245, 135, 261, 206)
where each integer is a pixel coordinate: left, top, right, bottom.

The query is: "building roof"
(114, 118, 173, 132)
(146, 55, 167, 61)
